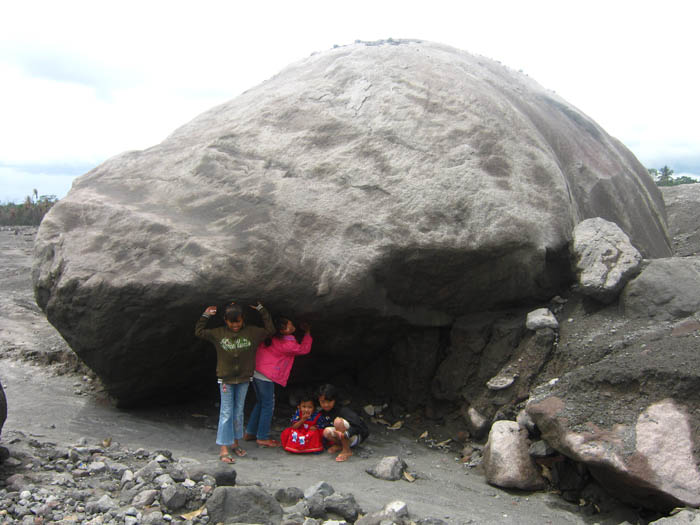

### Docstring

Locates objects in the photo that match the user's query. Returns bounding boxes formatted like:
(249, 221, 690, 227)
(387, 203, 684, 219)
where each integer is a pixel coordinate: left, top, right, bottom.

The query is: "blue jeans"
(245, 378, 275, 440)
(216, 381, 249, 446)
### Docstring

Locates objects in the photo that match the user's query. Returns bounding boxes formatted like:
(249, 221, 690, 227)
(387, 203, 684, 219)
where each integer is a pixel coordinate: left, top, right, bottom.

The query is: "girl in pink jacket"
(244, 317, 312, 447)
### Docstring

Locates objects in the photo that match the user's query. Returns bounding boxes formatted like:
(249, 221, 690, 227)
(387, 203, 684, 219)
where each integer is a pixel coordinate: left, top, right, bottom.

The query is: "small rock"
(366, 456, 407, 481)
(304, 481, 335, 500)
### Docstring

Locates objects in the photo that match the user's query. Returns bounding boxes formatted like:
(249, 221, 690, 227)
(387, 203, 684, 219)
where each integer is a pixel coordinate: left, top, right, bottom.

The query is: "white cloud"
(0, 166, 78, 203)
(1, 0, 698, 200)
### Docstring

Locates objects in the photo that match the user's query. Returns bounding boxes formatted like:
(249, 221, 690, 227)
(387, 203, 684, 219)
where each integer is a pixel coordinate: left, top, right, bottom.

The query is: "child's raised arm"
(194, 305, 217, 340)
(249, 302, 275, 336)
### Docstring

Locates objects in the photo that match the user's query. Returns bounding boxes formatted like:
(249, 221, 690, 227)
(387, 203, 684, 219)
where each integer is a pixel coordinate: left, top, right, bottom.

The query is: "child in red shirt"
(280, 392, 324, 453)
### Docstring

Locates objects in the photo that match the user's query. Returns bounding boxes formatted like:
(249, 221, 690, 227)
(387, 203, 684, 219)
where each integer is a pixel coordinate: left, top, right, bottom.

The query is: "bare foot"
(335, 450, 352, 462)
(256, 439, 280, 448)
(327, 444, 342, 454)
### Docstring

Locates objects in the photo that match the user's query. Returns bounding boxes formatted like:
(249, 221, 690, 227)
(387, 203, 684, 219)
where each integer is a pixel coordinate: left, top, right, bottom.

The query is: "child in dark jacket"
(317, 384, 369, 462)
(195, 302, 275, 463)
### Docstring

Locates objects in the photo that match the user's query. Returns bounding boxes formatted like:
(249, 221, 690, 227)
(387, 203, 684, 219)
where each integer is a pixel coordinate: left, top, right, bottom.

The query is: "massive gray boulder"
(32, 39, 671, 404)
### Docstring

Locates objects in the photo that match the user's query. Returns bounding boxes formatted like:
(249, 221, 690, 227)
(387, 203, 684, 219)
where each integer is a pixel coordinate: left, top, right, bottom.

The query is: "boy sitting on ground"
(317, 383, 369, 462)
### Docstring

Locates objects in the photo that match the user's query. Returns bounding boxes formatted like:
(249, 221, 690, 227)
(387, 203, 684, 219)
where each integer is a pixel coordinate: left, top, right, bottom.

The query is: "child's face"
(318, 395, 336, 413)
(225, 316, 244, 332)
(299, 400, 314, 418)
(280, 320, 296, 335)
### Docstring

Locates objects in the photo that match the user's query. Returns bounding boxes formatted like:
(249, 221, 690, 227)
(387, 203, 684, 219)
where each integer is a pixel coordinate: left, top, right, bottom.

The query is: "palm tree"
(656, 166, 675, 186)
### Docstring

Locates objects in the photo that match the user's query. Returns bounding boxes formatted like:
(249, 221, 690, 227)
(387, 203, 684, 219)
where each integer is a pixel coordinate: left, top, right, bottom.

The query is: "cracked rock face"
(32, 40, 671, 404)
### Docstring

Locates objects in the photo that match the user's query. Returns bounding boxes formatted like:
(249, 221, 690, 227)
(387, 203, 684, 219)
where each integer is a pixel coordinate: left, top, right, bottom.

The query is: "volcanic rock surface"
(32, 39, 671, 405)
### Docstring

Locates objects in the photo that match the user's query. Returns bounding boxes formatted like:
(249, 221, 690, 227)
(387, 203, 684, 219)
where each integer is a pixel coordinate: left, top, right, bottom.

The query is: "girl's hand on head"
(204, 306, 217, 316)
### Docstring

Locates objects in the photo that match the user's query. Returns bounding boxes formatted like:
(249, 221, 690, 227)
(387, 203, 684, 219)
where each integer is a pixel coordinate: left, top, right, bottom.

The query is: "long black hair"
(263, 315, 303, 346)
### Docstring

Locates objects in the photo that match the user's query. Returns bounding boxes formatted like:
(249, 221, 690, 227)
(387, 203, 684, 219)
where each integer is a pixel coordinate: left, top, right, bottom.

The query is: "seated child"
(280, 392, 324, 453)
(317, 384, 370, 462)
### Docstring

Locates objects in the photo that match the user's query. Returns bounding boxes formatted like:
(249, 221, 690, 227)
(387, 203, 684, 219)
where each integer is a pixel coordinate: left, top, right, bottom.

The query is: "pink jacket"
(255, 333, 312, 387)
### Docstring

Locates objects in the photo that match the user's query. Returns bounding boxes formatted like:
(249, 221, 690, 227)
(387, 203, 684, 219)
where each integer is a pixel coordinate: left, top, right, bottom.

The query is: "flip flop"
(256, 439, 280, 448)
(232, 446, 247, 457)
(219, 454, 236, 463)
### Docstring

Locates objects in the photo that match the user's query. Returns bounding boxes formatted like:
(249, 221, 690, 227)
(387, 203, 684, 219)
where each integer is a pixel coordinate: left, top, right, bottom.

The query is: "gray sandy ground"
(0, 228, 639, 524)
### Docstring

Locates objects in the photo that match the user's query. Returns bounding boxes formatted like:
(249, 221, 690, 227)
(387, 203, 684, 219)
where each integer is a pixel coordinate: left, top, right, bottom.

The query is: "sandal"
(219, 454, 236, 464)
(256, 439, 280, 448)
(232, 446, 247, 457)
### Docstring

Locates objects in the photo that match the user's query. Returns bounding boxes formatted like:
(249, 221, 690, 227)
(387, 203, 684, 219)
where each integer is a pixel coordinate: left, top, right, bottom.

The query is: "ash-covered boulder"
(621, 257, 700, 320)
(571, 217, 642, 303)
(661, 184, 700, 257)
(527, 365, 700, 511)
(32, 40, 671, 404)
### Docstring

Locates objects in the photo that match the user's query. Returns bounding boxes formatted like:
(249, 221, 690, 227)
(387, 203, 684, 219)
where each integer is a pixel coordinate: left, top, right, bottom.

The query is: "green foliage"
(0, 190, 58, 226)
(649, 165, 699, 187)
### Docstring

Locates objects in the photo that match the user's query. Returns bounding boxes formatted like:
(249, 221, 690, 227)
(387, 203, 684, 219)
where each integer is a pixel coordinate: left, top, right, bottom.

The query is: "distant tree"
(650, 165, 698, 186)
(672, 176, 699, 186)
(0, 192, 58, 226)
(655, 165, 675, 186)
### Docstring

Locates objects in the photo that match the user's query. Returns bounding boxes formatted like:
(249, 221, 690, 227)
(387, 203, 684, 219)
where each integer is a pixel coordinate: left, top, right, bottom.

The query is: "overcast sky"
(1, 0, 698, 202)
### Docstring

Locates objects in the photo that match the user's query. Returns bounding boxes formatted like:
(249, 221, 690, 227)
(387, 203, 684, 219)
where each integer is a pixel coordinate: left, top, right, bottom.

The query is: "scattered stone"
(206, 486, 283, 525)
(131, 488, 159, 507)
(461, 406, 490, 439)
(486, 374, 516, 391)
(323, 492, 362, 522)
(483, 420, 546, 491)
(303, 481, 335, 500)
(186, 462, 237, 486)
(356, 500, 409, 525)
(366, 456, 407, 481)
(305, 493, 327, 520)
(526, 308, 559, 331)
(161, 483, 188, 511)
(276, 487, 305, 506)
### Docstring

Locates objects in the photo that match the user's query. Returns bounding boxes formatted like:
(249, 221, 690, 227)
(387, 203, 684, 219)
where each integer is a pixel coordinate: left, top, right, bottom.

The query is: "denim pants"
(216, 381, 249, 446)
(245, 378, 275, 440)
